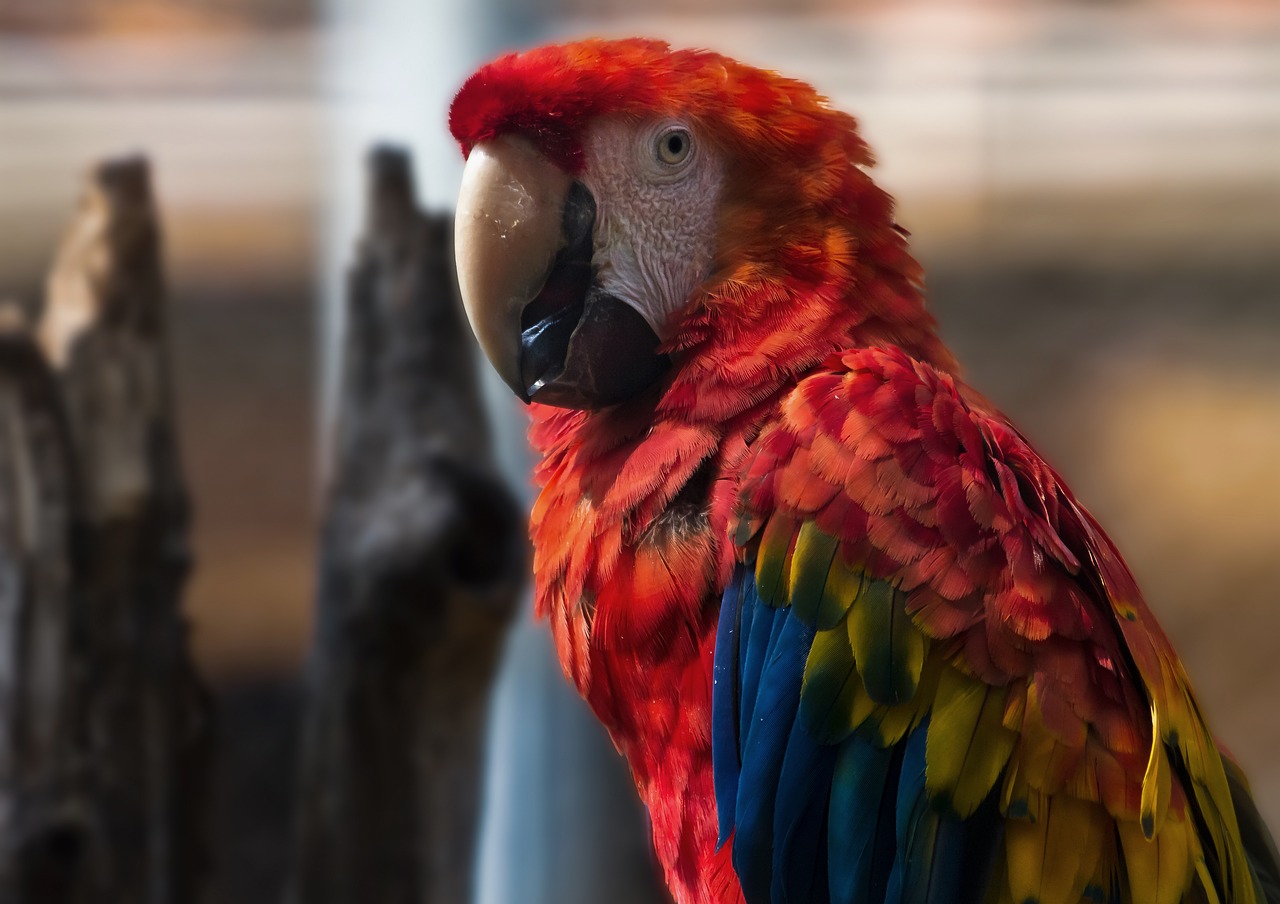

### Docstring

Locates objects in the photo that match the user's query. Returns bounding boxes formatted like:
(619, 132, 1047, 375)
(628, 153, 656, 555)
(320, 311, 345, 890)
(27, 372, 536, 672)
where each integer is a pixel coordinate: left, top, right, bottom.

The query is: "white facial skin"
(578, 117, 725, 340)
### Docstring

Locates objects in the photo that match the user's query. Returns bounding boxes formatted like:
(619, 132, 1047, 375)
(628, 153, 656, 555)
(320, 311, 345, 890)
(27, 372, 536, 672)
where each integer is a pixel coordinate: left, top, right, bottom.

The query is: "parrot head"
(451, 38, 935, 411)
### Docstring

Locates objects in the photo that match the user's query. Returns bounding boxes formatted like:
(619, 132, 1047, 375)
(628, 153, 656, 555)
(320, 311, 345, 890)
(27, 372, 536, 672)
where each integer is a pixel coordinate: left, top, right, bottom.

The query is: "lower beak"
(454, 137, 668, 409)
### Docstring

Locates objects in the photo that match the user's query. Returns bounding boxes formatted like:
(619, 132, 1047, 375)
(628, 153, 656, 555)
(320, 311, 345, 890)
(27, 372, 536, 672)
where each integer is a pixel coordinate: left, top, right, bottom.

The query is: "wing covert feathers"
(713, 345, 1275, 904)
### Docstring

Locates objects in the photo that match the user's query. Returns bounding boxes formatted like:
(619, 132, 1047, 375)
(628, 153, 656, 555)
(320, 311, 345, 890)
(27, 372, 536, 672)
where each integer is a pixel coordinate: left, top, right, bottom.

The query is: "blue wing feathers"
(887, 721, 1004, 904)
(714, 567, 745, 846)
(773, 722, 836, 904)
(884, 724, 925, 904)
(740, 581, 782, 747)
(715, 563, 1005, 904)
(734, 611, 813, 902)
(828, 732, 902, 904)
(887, 725, 948, 904)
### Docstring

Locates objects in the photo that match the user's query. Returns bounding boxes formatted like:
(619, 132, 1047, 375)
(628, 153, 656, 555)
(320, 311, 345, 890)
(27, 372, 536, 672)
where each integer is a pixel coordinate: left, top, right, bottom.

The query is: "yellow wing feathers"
(759, 514, 1250, 904)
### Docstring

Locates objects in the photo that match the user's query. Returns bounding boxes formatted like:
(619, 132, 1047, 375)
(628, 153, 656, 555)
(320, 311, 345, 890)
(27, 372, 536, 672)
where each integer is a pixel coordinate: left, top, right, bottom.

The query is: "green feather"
(788, 521, 841, 625)
(876, 654, 939, 747)
(848, 578, 925, 706)
(756, 513, 798, 606)
(801, 626, 873, 743)
(927, 667, 1016, 817)
(818, 554, 864, 631)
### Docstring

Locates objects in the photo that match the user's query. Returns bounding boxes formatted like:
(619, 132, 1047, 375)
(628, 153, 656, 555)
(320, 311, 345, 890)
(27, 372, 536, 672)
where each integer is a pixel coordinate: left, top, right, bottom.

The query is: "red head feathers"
(450, 38, 954, 417)
(449, 38, 873, 176)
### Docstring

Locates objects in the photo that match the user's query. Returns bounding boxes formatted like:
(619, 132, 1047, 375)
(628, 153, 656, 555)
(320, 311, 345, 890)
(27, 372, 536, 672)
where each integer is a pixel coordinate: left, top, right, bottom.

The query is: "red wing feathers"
(734, 344, 1260, 904)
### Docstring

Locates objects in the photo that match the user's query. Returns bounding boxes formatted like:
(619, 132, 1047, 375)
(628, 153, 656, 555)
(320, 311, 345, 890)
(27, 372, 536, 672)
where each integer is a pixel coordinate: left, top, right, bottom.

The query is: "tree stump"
(289, 146, 524, 904)
(0, 310, 95, 902)
(36, 156, 213, 904)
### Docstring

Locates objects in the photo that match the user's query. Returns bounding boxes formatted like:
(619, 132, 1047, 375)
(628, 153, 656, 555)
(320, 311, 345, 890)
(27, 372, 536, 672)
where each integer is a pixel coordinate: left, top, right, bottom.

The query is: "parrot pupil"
(658, 128, 691, 165)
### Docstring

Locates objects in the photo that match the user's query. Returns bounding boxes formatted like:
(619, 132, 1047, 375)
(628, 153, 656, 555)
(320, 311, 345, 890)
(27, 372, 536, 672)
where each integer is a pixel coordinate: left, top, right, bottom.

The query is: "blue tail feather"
(740, 579, 781, 743)
(714, 567, 745, 846)
(828, 731, 903, 904)
(734, 611, 814, 902)
(886, 720, 1003, 904)
(773, 720, 837, 904)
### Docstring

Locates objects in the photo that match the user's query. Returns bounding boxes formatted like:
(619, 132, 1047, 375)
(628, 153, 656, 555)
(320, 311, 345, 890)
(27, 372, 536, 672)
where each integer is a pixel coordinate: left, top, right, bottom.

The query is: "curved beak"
(456, 136, 670, 409)
(455, 136, 572, 400)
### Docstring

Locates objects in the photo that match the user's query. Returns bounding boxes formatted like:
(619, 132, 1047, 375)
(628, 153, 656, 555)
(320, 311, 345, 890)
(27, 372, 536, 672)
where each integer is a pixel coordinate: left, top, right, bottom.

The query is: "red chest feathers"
(527, 407, 750, 903)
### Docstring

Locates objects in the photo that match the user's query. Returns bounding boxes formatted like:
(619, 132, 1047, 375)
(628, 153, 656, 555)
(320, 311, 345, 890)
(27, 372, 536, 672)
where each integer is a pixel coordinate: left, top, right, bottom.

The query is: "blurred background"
(0, 0, 1276, 902)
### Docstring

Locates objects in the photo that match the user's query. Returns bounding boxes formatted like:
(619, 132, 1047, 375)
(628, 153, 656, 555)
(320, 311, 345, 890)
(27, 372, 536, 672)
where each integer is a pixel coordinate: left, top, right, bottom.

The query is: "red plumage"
(451, 38, 1272, 904)
(454, 40, 952, 901)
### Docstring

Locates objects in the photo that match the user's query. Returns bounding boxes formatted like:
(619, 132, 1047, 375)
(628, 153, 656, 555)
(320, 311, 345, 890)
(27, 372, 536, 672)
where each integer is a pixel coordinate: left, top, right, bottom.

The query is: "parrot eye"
(655, 126, 693, 167)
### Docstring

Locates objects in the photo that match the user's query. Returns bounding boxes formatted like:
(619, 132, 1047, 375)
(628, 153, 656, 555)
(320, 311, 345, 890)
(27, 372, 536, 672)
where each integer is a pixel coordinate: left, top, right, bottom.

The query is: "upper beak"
(454, 135, 572, 400)
(456, 136, 670, 409)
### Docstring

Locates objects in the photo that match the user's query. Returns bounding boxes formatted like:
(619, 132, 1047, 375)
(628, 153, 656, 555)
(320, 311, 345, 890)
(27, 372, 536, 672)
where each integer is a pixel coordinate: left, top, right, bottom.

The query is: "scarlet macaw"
(448, 38, 1280, 904)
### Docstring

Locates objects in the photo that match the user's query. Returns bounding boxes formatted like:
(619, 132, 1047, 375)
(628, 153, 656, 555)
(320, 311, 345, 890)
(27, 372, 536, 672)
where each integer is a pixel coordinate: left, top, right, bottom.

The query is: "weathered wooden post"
(36, 156, 213, 904)
(0, 310, 95, 903)
(290, 146, 524, 904)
